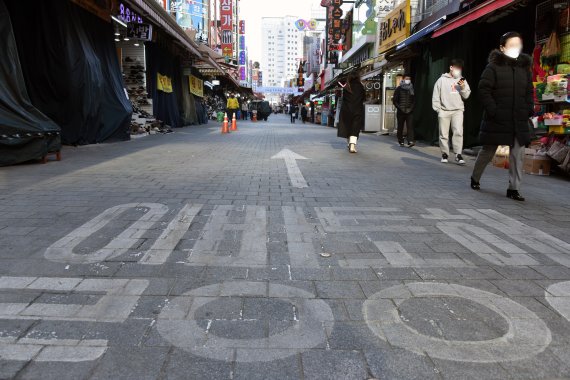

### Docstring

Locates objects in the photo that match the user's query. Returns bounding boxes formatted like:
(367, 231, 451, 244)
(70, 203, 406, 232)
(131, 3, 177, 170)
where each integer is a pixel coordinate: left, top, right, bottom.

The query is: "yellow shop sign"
(378, 0, 410, 54)
(157, 73, 173, 93)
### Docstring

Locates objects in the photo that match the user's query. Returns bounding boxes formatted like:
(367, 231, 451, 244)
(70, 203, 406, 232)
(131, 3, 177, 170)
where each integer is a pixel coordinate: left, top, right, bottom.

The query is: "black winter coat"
(478, 50, 533, 146)
(393, 86, 414, 114)
(337, 79, 365, 138)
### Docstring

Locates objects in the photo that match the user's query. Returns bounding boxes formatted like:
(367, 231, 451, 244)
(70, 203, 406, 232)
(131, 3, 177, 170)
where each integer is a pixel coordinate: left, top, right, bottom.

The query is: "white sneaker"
(441, 153, 449, 163)
(455, 154, 466, 165)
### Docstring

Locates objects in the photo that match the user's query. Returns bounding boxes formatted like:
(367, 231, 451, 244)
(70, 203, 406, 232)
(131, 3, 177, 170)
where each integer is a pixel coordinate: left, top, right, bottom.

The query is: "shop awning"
(432, 0, 515, 38)
(396, 16, 446, 50)
(361, 67, 383, 80)
(127, 0, 201, 56)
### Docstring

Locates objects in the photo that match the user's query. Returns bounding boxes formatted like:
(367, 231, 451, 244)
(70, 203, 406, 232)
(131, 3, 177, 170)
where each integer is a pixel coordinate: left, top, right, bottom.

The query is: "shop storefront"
(411, 0, 537, 146)
(375, 0, 411, 135)
(4, 0, 132, 148)
(529, 0, 570, 176)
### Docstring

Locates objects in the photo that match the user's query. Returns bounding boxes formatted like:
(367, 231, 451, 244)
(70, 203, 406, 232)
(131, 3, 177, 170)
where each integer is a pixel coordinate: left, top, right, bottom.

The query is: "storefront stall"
(4, 0, 132, 147)
(529, 0, 570, 176)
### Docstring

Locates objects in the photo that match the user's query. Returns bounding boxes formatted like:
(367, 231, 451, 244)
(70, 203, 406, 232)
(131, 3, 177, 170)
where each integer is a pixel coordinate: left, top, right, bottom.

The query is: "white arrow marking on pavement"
(271, 149, 309, 188)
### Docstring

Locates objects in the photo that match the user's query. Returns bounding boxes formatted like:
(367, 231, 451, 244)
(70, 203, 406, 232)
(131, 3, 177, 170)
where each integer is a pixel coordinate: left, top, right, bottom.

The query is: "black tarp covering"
(5, 0, 131, 146)
(145, 42, 183, 128)
(0, 0, 61, 166)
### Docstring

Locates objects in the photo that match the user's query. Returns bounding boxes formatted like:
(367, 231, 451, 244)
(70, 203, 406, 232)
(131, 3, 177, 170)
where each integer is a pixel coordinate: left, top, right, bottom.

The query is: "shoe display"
(441, 153, 449, 163)
(506, 189, 525, 202)
(455, 154, 466, 165)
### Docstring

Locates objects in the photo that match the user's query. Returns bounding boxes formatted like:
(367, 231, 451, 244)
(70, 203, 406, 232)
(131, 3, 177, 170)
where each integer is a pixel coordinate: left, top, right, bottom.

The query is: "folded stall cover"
(0, 0, 61, 166)
(5, 0, 132, 146)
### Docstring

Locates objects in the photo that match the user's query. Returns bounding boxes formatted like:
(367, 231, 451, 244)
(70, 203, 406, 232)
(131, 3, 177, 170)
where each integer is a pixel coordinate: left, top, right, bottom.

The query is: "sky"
(239, 0, 319, 63)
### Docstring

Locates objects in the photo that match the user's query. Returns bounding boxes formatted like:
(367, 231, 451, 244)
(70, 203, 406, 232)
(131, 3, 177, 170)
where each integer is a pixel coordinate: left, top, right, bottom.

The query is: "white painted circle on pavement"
(546, 281, 570, 322)
(157, 281, 333, 362)
(363, 282, 552, 363)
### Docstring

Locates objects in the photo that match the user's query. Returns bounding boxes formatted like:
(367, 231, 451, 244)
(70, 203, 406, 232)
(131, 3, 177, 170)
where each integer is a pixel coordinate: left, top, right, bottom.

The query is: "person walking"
(241, 101, 249, 120)
(337, 72, 365, 153)
(226, 93, 239, 121)
(471, 32, 533, 202)
(290, 103, 298, 123)
(393, 74, 416, 147)
(300, 102, 308, 124)
(433, 59, 471, 164)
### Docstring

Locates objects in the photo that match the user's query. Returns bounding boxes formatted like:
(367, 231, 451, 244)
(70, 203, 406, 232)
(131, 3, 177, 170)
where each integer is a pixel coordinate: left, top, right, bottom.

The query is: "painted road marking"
(374, 241, 470, 267)
(0, 276, 148, 322)
(546, 281, 570, 322)
(141, 204, 203, 265)
(283, 206, 320, 268)
(271, 149, 308, 188)
(45, 203, 169, 264)
(0, 277, 148, 362)
(186, 205, 268, 267)
(43, 205, 570, 269)
(157, 281, 333, 362)
(363, 282, 552, 363)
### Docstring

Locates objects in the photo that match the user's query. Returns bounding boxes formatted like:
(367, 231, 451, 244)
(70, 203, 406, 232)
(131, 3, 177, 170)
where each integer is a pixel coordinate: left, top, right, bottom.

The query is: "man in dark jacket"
(393, 74, 416, 147)
(471, 32, 533, 201)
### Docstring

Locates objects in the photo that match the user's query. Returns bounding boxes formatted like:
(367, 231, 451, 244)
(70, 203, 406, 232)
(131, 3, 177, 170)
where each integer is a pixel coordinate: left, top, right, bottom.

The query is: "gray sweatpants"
(471, 139, 523, 191)
(438, 109, 464, 156)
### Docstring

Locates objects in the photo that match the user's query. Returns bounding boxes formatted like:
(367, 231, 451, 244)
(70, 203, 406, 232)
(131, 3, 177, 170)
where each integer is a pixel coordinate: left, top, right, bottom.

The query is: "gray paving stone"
(301, 350, 368, 380)
(90, 346, 169, 380)
(234, 350, 302, 380)
(17, 360, 98, 380)
(314, 281, 365, 299)
(162, 349, 232, 380)
(1, 116, 569, 379)
(365, 348, 439, 380)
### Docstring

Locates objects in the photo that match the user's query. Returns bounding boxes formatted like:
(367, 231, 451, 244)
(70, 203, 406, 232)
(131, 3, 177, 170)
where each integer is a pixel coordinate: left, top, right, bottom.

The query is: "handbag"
(547, 140, 570, 163)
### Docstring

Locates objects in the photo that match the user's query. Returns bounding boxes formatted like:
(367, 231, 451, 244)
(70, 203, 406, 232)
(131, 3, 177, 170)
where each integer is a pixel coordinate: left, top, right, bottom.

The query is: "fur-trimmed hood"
(488, 49, 532, 68)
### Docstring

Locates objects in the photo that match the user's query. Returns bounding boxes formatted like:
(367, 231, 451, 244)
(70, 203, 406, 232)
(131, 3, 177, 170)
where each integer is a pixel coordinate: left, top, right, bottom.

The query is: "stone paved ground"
(1, 114, 570, 380)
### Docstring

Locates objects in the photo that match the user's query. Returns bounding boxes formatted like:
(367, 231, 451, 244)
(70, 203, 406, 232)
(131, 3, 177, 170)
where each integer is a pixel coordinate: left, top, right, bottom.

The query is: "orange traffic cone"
(231, 113, 237, 131)
(221, 113, 229, 134)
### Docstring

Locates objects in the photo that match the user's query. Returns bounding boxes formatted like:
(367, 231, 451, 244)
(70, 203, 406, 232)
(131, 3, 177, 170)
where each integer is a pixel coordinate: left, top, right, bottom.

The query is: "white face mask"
(504, 47, 521, 59)
(403, 80, 411, 85)
(451, 68, 462, 79)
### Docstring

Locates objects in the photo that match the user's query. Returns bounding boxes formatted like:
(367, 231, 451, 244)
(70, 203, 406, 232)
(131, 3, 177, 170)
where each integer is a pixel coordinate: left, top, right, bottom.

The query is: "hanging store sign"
(189, 75, 204, 97)
(157, 73, 173, 93)
(378, 0, 410, 53)
(173, 0, 209, 42)
(118, 2, 143, 24)
(220, 0, 233, 59)
(295, 19, 319, 31)
(238, 20, 246, 81)
(328, 0, 344, 50)
(127, 23, 153, 41)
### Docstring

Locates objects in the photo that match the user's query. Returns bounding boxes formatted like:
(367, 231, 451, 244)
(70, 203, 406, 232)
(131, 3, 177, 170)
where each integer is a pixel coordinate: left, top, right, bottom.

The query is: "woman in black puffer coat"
(471, 32, 533, 202)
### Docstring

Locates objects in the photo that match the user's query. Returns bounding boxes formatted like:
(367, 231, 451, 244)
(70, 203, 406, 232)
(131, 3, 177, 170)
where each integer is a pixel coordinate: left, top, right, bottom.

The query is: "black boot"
(506, 189, 525, 202)
(470, 177, 480, 190)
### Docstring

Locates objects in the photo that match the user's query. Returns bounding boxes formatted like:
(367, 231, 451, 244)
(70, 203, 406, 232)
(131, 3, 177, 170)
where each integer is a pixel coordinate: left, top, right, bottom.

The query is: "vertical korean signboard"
(377, 0, 410, 54)
(239, 20, 246, 82)
(220, 0, 233, 59)
(326, 0, 343, 64)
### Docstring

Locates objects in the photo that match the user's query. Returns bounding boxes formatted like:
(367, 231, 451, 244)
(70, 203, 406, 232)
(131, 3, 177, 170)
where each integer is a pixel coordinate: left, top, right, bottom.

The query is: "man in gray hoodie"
(432, 59, 471, 165)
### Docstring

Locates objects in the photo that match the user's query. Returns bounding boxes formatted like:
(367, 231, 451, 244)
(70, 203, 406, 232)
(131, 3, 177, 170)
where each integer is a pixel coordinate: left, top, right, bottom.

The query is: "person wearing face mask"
(471, 32, 533, 202)
(393, 74, 416, 147)
(432, 59, 471, 165)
